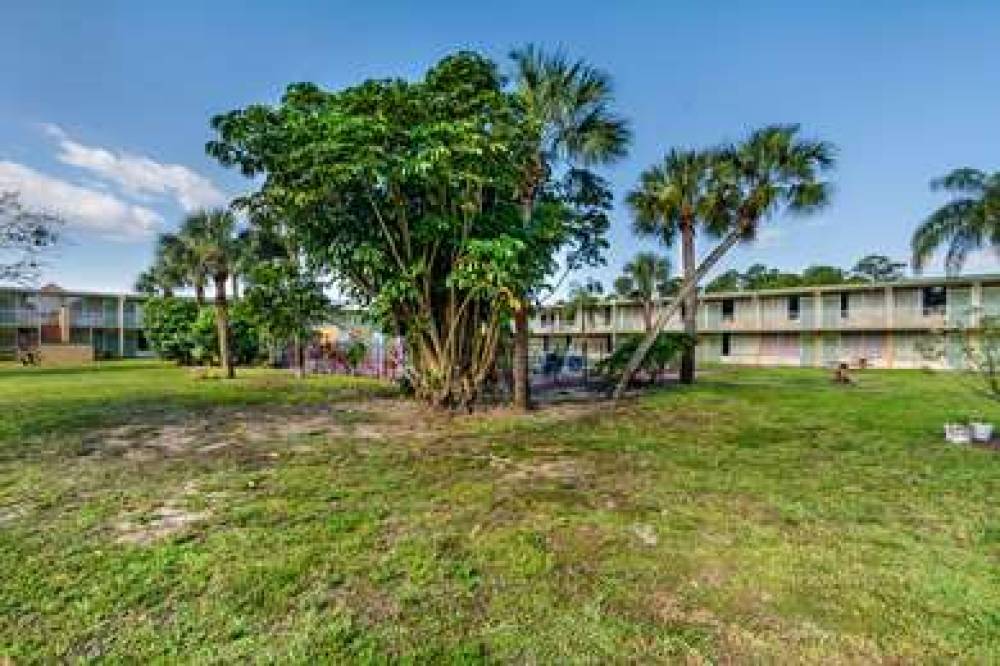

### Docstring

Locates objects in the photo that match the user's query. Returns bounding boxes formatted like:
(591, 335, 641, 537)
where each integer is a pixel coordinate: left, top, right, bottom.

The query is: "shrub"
(597, 332, 695, 385)
(190, 303, 261, 367)
(142, 297, 199, 364)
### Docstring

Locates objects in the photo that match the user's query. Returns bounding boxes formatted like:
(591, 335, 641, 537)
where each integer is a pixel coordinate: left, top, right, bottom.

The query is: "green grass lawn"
(1, 361, 998, 662)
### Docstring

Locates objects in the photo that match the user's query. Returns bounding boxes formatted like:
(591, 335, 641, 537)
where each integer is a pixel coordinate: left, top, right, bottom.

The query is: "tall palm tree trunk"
(613, 224, 745, 400)
(213, 275, 234, 379)
(680, 220, 697, 384)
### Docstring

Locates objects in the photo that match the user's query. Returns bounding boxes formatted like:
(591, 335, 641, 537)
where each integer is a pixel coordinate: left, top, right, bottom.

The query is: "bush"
(190, 302, 261, 367)
(142, 297, 200, 364)
(596, 332, 695, 385)
(143, 296, 261, 367)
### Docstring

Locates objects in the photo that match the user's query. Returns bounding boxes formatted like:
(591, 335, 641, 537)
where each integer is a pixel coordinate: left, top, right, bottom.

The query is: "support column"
(884, 286, 895, 368)
(59, 304, 70, 343)
(813, 290, 822, 367)
(611, 300, 618, 350)
(118, 296, 125, 358)
(971, 280, 983, 328)
(753, 295, 762, 365)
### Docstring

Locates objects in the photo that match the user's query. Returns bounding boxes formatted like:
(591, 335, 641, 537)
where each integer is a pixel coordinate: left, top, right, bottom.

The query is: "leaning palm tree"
(614, 252, 672, 332)
(912, 168, 1000, 274)
(613, 125, 835, 399)
(627, 150, 720, 383)
(563, 278, 604, 384)
(180, 209, 241, 379)
(508, 45, 631, 411)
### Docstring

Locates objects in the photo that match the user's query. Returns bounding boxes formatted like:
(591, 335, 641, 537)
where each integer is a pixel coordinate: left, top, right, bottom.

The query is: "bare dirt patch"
(82, 398, 445, 460)
(114, 506, 211, 545)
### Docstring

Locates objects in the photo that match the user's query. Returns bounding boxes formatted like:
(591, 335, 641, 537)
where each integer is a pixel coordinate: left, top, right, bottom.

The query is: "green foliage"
(705, 256, 894, 293)
(628, 149, 728, 246)
(851, 254, 906, 282)
(597, 332, 695, 381)
(206, 50, 619, 408)
(243, 258, 331, 350)
(967, 315, 1000, 400)
(705, 269, 742, 293)
(345, 340, 368, 372)
(143, 296, 260, 367)
(190, 302, 260, 366)
(141, 296, 200, 364)
(912, 168, 1000, 273)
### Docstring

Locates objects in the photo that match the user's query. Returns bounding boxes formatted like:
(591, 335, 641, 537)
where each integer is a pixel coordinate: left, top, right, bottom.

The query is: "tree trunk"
(294, 333, 305, 379)
(231, 274, 240, 300)
(512, 165, 541, 412)
(195, 283, 205, 308)
(214, 275, 234, 379)
(680, 220, 697, 384)
(581, 316, 588, 385)
(613, 226, 745, 400)
(513, 302, 531, 411)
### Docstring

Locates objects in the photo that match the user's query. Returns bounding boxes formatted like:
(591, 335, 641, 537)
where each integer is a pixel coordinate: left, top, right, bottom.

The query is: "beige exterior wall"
(532, 275, 1000, 370)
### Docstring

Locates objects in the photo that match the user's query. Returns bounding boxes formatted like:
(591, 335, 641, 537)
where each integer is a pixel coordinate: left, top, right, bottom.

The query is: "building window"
(721, 332, 731, 357)
(722, 298, 735, 322)
(840, 292, 849, 319)
(922, 286, 947, 316)
(602, 306, 612, 326)
(788, 295, 801, 321)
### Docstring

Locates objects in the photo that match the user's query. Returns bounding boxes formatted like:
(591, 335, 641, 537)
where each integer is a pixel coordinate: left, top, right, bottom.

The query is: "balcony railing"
(0, 309, 40, 326)
(530, 302, 979, 335)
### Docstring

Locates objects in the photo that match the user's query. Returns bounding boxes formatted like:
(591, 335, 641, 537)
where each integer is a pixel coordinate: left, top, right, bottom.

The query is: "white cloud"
(45, 124, 227, 212)
(0, 161, 162, 241)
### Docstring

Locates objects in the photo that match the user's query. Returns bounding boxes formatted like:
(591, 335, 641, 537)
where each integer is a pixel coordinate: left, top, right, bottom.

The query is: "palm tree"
(563, 278, 603, 384)
(613, 125, 835, 399)
(134, 233, 193, 298)
(509, 45, 631, 411)
(627, 150, 722, 383)
(614, 252, 672, 332)
(180, 209, 241, 379)
(912, 168, 1000, 274)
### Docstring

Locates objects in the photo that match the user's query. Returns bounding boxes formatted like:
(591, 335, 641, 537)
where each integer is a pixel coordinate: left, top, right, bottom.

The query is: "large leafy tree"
(626, 149, 724, 384)
(508, 45, 630, 410)
(912, 168, 1000, 273)
(614, 125, 835, 398)
(613, 252, 672, 332)
(208, 52, 555, 409)
(0, 192, 61, 285)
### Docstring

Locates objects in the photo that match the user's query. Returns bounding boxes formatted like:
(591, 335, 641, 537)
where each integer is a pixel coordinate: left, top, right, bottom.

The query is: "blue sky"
(1, 1, 998, 293)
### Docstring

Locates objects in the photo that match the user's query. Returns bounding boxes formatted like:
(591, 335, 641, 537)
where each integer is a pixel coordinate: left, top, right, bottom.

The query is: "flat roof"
(541, 272, 1000, 308)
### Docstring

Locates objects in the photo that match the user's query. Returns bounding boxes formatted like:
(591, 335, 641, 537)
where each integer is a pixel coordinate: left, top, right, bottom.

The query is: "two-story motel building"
(530, 274, 1000, 370)
(0, 285, 148, 362)
(5, 274, 1000, 369)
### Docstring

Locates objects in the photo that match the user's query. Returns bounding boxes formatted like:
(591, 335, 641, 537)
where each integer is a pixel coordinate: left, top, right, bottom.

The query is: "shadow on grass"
(0, 360, 169, 378)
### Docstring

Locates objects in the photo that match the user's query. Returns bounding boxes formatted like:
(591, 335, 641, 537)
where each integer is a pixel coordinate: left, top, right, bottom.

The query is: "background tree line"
(703, 254, 906, 293)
